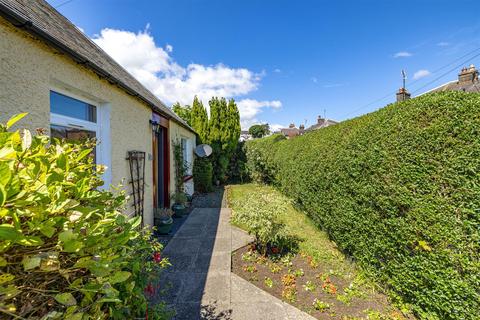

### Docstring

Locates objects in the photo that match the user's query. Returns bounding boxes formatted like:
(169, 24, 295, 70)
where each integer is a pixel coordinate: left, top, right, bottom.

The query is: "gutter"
(0, 3, 195, 134)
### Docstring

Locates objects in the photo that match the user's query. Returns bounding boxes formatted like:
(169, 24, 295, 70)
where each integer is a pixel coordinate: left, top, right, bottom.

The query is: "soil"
(232, 245, 407, 320)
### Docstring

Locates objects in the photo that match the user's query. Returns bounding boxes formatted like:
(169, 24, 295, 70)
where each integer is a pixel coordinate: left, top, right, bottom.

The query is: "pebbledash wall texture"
(0, 16, 195, 227)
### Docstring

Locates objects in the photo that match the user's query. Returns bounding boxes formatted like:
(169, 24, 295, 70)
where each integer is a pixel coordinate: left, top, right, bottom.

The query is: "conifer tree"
(208, 97, 222, 144)
(207, 97, 241, 183)
(172, 102, 192, 126)
(226, 98, 241, 152)
(190, 96, 209, 143)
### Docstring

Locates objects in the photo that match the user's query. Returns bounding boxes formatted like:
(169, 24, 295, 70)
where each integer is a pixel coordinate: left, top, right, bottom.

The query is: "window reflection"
(50, 91, 96, 122)
(51, 124, 96, 162)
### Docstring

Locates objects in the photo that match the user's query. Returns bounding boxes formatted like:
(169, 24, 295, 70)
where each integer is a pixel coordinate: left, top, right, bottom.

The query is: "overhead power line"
(411, 51, 480, 94)
(55, 0, 75, 8)
(340, 46, 480, 119)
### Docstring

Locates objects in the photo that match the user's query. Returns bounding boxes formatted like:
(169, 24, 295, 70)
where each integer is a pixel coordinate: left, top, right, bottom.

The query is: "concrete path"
(157, 206, 316, 320)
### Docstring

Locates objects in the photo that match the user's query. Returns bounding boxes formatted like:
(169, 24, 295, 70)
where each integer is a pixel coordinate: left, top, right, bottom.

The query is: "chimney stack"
(299, 124, 305, 131)
(396, 87, 411, 102)
(289, 123, 295, 128)
(458, 64, 479, 84)
(317, 116, 325, 125)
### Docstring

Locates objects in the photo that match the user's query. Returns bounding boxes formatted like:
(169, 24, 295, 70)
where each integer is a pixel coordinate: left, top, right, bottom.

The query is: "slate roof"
(0, 0, 194, 133)
(280, 127, 300, 138)
(306, 119, 338, 131)
(420, 66, 480, 95)
(423, 80, 480, 94)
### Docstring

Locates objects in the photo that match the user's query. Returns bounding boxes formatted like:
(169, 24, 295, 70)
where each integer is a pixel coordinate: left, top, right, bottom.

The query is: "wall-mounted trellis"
(127, 151, 145, 226)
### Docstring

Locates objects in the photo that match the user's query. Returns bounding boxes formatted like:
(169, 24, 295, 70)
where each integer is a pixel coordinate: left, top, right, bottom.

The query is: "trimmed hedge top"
(245, 91, 480, 319)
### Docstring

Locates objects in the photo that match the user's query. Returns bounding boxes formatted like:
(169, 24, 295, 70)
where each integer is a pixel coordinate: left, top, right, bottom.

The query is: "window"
(181, 138, 191, 174)
(50, 90, 98, 146)
(49, 90, 111, 187)
(50, 91, 97, 122)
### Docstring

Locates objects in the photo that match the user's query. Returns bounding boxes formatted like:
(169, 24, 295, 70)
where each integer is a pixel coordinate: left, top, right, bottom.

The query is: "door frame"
(151, 113, 170, 208)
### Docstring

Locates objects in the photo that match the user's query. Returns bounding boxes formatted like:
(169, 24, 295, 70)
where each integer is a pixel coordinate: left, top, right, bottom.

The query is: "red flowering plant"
(113, 229, 172, 319)
(0, 114, 172, 320)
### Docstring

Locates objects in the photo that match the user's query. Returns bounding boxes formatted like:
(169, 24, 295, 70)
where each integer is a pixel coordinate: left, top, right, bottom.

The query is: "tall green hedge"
(193, 157, 213, 193)
(245, 91, 480, 319)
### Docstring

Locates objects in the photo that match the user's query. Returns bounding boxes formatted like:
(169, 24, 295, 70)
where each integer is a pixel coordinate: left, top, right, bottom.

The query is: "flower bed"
(232, 246, 403, 319)
(229, 184, 409, 319)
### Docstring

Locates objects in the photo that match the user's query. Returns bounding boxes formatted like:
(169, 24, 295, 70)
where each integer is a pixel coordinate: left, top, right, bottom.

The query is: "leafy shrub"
(230, 191, 298, 254)
(245, 134, 284, 184)
(227, 141, 249, 183)
(245, 92, 480, 319)
(172, 139, 188, 194)
(0, 114, 170, 319)
(193, 157, 213, 193)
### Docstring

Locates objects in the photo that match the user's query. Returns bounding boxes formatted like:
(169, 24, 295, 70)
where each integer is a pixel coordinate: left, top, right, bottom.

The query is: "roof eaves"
(416, 80, 457, 97)
(0, 2, 195, 134)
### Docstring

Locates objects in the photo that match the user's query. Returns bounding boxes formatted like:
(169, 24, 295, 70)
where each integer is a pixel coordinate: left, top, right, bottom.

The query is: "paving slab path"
(156, 202, 316, 320)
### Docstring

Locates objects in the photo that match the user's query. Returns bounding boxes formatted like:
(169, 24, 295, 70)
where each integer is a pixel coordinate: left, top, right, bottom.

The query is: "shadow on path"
(154, 187, 233, 319)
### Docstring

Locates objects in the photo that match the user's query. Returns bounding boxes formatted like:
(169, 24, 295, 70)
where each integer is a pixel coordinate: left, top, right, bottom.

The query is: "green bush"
(230, 190, 297, 254)
(227, 141, 249, 183)
(0, 114, 171, 319)
(193, 157, 213, 193)
(245, 92, 480, 319)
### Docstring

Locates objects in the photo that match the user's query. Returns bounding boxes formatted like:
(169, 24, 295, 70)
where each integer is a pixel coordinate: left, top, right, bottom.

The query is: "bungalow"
(396, 65, 480, 101)
(0, 0, 196, 228)
(280, 123, 304, 138)
(306, 116, 338, 131)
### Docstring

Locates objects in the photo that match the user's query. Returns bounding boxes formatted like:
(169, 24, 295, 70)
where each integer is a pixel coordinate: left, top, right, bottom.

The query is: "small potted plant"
(184, 192, 193, 207)
(171, 192, 188, 217)
(154, 208, 173, 234)
(172, 139, 190, 217)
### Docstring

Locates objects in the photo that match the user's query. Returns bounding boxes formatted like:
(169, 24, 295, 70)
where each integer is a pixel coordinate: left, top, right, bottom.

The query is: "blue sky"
(49, 0, 480, 129)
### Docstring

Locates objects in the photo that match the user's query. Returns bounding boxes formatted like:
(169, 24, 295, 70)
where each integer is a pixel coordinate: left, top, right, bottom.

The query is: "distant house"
(306, 116, 338, 131)
(240, 130, 253, 142)
(0, 0, 196, 228)
(280, 123, 305, 138)
(426, 65, 479, 94)
(396, 65, 480, 102)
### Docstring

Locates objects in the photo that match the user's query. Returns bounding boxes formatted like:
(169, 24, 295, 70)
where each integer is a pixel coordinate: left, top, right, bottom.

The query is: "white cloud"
(413, 69, 431, 80)
(269, 123, 285, 132)
(311, 77, 318, 83)
(236, 99, 282, 128)
(92, 27, 281, 124)
(437, 41, 450, 47)
(273, 68, 281, 73)
(393, 51, 413, 58)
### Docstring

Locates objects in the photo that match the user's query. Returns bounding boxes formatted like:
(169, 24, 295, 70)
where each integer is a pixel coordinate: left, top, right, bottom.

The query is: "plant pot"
(184, 193, 193, 202)
(172, 203, 187, 217)
(155, 216, 173, 235)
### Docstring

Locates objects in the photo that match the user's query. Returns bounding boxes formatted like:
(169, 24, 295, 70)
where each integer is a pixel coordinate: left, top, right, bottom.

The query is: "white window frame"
(180, 137, 193, 175)
(49, 87, 112, 188)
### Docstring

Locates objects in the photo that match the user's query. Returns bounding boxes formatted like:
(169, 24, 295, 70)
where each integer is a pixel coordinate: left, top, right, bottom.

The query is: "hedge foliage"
(245, 92, 480, 319)
(193, 157, 213, 193)
(0, 114, 170, 319)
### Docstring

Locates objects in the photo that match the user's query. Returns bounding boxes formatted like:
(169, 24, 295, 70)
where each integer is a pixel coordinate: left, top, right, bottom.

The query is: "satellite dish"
(195, 144, 213, 158)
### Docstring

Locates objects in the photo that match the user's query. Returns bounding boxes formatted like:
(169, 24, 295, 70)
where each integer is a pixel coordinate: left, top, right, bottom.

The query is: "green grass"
(228, 183, 371, 286)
